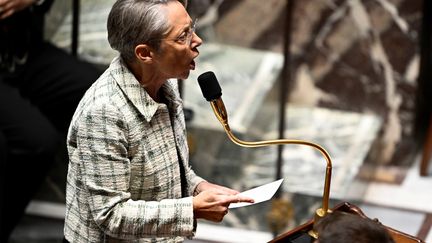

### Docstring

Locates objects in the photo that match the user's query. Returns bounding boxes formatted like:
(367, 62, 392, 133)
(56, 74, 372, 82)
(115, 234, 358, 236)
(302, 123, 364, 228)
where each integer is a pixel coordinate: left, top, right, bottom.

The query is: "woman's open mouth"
(189, 59, 196, 70)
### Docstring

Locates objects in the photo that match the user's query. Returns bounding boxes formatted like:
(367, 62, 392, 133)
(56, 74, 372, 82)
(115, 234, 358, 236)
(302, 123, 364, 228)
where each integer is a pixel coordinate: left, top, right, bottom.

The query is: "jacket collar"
(109, 56, 183, 122)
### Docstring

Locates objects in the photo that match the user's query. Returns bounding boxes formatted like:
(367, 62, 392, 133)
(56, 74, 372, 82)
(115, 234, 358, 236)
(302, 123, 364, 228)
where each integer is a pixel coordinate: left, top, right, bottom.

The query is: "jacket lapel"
(109, 56, 159, 123)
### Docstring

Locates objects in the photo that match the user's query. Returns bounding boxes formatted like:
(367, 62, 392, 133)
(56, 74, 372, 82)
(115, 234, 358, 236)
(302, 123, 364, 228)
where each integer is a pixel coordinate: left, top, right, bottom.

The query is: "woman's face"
(152, 1, 202, 80)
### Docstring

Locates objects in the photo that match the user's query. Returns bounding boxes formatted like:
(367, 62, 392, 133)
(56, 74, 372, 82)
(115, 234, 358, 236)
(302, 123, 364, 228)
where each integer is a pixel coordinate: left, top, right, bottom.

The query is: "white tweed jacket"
(64, 56, 205, 242)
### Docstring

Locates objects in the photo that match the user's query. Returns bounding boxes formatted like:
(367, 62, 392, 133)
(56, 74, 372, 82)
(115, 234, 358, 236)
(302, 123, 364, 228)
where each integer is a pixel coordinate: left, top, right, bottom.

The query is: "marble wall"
(46, 0, 425, 167)
(200, 0, 424, 166)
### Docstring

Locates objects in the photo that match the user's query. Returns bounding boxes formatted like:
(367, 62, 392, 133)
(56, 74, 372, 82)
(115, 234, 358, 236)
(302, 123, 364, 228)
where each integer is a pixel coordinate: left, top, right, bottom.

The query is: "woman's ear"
(135, 44, 153, 64)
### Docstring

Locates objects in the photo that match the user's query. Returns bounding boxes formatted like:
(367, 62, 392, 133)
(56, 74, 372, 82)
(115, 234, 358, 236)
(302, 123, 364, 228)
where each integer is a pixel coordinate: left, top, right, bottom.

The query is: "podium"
(269, 202, 425, 243)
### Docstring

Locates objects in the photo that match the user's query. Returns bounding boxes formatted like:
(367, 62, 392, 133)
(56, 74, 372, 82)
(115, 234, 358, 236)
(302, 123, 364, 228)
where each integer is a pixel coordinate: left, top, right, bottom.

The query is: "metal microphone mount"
(208, 96, 333, 239)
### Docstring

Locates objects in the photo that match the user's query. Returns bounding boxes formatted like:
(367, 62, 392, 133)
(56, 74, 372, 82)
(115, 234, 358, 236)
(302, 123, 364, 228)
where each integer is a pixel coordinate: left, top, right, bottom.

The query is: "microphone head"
(197, 71, 222, 101)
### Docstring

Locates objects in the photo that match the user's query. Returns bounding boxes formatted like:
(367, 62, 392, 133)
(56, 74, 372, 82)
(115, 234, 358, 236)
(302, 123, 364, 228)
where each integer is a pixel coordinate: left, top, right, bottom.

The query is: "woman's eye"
(177, 32, 188, 42)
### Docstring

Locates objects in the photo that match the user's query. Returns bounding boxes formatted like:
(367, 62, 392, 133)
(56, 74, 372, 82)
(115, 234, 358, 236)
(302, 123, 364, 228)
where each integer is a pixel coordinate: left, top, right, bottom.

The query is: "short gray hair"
(107, 0, 187, 63)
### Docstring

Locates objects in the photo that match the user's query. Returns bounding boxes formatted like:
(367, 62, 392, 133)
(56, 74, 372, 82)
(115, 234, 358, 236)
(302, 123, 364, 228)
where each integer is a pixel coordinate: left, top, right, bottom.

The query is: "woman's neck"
(127, 59, 165, 102)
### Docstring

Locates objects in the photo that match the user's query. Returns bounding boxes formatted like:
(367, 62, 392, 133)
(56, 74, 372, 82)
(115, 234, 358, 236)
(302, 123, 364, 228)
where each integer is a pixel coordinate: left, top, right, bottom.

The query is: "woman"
(63, 0, 253, 242)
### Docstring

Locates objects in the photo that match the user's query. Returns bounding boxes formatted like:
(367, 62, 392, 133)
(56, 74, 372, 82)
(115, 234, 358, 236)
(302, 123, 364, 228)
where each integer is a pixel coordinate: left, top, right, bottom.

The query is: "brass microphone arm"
(210, 99, 332, 237)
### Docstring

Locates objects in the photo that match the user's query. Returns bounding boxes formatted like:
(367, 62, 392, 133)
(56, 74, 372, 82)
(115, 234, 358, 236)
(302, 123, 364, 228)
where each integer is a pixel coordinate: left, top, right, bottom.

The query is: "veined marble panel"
(213, 0, 423, 166)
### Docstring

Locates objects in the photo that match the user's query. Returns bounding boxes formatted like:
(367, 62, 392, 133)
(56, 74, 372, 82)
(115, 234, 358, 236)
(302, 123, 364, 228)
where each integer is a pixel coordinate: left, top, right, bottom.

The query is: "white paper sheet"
(229, 179, 284, 208)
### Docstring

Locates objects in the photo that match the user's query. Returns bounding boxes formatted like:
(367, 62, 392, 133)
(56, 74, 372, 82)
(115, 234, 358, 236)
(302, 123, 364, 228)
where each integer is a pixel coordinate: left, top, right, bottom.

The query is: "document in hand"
(229, 179, 284, 209)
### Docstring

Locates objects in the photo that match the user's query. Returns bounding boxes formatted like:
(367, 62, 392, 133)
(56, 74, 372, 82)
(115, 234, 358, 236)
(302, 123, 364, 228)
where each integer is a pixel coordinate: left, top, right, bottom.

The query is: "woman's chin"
(178, 71, 190, 80)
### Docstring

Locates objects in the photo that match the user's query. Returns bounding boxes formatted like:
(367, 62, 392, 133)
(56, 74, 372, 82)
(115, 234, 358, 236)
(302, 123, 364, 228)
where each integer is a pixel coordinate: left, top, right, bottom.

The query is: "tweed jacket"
(64, 56, 205, 242)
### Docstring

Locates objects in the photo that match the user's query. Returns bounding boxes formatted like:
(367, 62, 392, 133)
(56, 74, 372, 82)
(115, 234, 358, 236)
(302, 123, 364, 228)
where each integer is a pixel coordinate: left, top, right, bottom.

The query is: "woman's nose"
(191, 32, 203, 48)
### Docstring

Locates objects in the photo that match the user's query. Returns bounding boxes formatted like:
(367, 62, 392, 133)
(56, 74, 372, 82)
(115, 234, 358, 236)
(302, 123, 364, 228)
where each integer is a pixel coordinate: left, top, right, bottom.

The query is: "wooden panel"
(270, 202, 425, 243)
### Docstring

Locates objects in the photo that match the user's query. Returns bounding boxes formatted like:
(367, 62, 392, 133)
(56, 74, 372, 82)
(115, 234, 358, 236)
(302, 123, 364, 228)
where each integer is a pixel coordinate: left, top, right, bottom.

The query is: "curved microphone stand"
(198, 71, 333, 238)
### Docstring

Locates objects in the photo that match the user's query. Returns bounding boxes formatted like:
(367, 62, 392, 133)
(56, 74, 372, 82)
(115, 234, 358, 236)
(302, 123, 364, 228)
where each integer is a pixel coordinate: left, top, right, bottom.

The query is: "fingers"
(193, 201, 230, 222)
(214, 185, 240, 195)
(193, 190, 255, 221)
(237, 194, 255, 204)
(193, 192, 255, 222)
(0, 1, 13, 19)
(213, 206, 229, 222)
(222, 194, 254, 205)
(196, 182, 240, 195)
(0, 8, 14, 19)
(199, 191, 255, 206)
(0, 0, 35, 20)
(0, 0, 11, 10)
(193, 190, 229, 210)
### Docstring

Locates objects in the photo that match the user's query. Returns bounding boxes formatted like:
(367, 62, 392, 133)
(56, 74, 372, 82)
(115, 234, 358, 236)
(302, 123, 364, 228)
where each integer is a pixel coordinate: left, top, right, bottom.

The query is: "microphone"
(197, 71, 333, 239)
(197, 71, 222, 101)
(197, 71, 229, 131)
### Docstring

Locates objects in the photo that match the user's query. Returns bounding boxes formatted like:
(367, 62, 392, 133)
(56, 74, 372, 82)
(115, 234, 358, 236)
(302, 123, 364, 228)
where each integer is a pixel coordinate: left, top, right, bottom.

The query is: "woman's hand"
(194, 181, 240, 196)
(192, 182, 254, 222)
(0, 0, 37, 19)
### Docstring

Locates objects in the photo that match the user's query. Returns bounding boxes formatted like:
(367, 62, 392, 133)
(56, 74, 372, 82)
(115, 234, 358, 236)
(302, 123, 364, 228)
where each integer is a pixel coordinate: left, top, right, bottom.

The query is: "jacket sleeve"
(72, 102, 196, 240)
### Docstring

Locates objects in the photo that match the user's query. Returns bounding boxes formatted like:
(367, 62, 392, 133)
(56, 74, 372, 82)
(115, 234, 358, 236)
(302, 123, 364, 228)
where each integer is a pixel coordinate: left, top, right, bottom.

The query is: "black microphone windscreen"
(197, 71, 222, 101)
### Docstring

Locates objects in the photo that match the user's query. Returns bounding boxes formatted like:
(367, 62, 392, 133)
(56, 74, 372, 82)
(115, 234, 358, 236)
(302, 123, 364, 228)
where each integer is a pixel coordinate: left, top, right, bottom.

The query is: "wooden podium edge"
(269, 202, 425, 243)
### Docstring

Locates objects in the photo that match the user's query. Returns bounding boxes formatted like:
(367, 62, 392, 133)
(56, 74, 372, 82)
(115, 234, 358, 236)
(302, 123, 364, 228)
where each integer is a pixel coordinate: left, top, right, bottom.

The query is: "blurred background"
(9, 0, 432, 242)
